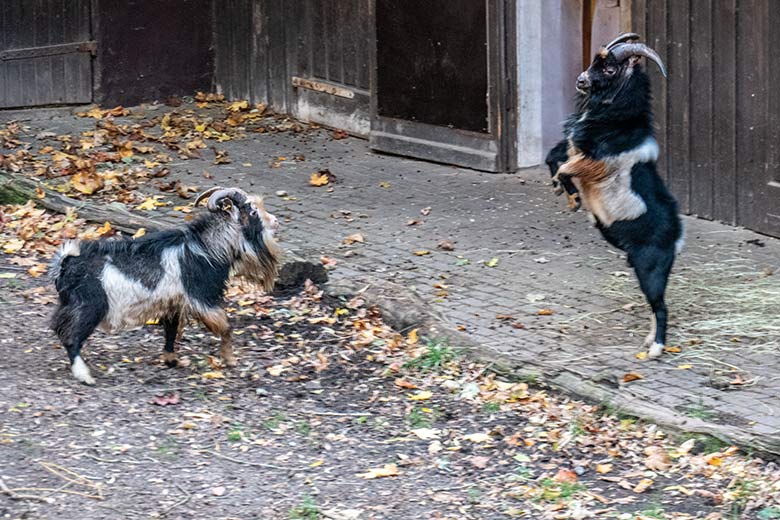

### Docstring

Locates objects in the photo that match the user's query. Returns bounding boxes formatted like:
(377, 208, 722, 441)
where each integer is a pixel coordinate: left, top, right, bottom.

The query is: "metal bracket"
(0, 41, 97, 61)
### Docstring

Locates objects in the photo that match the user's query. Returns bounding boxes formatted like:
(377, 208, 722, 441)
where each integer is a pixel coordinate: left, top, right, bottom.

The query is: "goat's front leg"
(160, 311, 182, 367)
(199, 308, 236, 367)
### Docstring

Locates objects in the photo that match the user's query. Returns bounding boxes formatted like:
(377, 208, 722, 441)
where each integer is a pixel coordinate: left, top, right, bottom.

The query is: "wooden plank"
(250, 0, 269, 104)
(325, 0, 342, 84)
(357, 0, 371, 90)
(311, 0, 327, 79)
(688, 0, 713, 218)
(266, 0, 288, 112)
(645, 0, 668, 184)
(763, 0, 780, 235)
(340, 0, 358, 87)
(735, 0, 769, 229)
(666, 0, 691, 212)
(711, 0, 737, 223)
(630, 0, 646, 35)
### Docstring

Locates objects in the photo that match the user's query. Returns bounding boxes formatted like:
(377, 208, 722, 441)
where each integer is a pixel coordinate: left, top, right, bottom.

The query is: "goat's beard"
(232, 232, 283, 293)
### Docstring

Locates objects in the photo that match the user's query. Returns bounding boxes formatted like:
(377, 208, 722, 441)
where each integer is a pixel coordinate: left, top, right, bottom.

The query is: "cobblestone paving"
(10, 107, 780, 448)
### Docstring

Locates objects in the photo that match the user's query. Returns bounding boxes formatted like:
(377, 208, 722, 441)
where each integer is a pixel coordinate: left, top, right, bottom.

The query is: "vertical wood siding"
(0, 0, 92, 108)
(635, 0, 780, 237)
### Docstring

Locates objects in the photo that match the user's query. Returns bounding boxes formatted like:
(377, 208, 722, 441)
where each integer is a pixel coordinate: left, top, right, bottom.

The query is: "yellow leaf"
(635, 351, 648, 360)
(227, 100, 249, 112)
(26, 263, 47, 278)
(96, 221, 112, 236)
(407, 328, 419, 345)
(132, 228, 146, 239)
(379, 181, 391, 188)
(357, 463, 400, 479)
(595, 463, 613, 474)
(201, 371, 225, 379)
(194, 123, 207, 132)
(706, 455, 723, 466)
(633, 478, 654, 493)
(309, 172, 330, 186)
(462, 433, 491, 443)
(664, 346, 682, 353)
(35, 187, 46, 199)
(676, 364, 693, 370)
(334, 308, 350, 316)
(173, 205, 193, 213)
(537, 308, 555, 316)
(413, 250, 430, 256)
(3, 238, 25, 254)
(71, 171, 104, 195)
(310, 459, 324, 468)
(409, 390, 432, 401)
(136, 197, 158, 211)
(485, 257, 499, 267)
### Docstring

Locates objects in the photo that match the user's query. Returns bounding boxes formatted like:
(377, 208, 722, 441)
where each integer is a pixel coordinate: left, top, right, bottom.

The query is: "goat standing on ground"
(50, 187, 282, 384)
(547, 34, 684, 358)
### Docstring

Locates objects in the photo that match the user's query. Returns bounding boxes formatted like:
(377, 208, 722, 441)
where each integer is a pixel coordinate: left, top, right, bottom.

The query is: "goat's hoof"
(162, 352, 179, 368)
(71, 356, 96, 385)
(646, 343, 664, 359)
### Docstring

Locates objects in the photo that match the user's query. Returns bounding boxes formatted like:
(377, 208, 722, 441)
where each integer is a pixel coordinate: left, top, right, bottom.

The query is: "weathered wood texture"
(635, 0, 780, 237)
(0, 0, 93, 108)
(214, 0, 371, 134)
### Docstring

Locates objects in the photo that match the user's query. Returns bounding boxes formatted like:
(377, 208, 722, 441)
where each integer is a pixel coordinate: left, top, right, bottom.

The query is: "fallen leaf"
(462, 432, 491, 443)
(635, 351, 648, 360)
(537, 308, 555, 316)
(622, 372, 643, 383)
(553, 469, 578, 483)
(26, 263, 47, 278)
(310, 169, 336, 187)
(676, 364, 693, 370)
(420, 207, 431, 216)
(407, 328, 419, 345)
(132, 228, 146, 239)
(201, 371, 225, 380)
(394, 378, 417, 389)
(71, 170, 104, 195)
(633, 478, 654, 493)
(378, 181, 391, 188)
(485, 257, 499, 268)
(330, 129, 349, 140)
(357, 463, 400, 479)
(437, 240, 455, 251)
(211, 486, 226, 496)
(595, 463, 613, 474)
(413, 250, 430, 256)
(644, 446, 671, 471)
(469, 456, 491, 469)
(664, 346, 682, 353)
(410, 428, 441, 440)
(342, 233, 365, 245)
(409, 390, 432, 401)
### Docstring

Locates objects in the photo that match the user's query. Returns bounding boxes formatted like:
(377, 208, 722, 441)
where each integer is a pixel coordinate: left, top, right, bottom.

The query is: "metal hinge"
(0, 41, 97, 61)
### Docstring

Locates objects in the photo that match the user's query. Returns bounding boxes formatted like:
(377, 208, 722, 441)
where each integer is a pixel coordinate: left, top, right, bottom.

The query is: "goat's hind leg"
(198, 308, 236, 367)
(631, 247, 675, 359)
(52, 299, 106, 385)
(160, 310, 182, 367)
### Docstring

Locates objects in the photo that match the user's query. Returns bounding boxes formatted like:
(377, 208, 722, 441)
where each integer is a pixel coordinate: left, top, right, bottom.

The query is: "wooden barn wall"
(95, 0, 214, 106)
(214, 0, 371, 114)
(633, 0, 779, 236)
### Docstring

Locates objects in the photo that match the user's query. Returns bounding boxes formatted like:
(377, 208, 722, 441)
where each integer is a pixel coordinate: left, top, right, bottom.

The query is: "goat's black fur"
(547, 45, 683, 357)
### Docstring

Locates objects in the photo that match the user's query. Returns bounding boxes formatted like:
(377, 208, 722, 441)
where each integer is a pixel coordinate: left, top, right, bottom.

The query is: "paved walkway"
(8, 107, 780, 450)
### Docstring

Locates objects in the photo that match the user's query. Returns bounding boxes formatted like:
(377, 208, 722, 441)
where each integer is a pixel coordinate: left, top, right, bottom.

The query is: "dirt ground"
(2, 102, 780, 519)
(1, 257, 780, 520)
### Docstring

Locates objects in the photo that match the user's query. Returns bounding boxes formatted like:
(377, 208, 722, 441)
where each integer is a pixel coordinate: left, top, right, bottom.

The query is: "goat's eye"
(605, 67, 616, 75)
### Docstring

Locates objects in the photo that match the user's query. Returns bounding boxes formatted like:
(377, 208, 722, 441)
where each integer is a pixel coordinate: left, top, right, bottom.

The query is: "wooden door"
(634, 0, 780, 237)
(369, 0, 516, 173)
(0, 0, 94, 108)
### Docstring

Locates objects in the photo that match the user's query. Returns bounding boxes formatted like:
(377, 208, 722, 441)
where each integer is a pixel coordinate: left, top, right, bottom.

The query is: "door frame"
(369, 0, 517, 173)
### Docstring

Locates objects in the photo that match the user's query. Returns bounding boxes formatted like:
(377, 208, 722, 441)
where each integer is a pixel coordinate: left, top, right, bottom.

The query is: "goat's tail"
(49, 240, 81, 284)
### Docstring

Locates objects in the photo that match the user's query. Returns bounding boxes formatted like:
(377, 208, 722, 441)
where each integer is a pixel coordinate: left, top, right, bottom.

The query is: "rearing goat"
(50, 187, 282, 384)
(548, 34, 684, 358)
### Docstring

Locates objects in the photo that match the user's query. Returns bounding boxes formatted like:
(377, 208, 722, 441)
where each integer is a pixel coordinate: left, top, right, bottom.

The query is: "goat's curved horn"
(195, 187, 249, 211)
(605, 32, 640, 49)
(610, 42, 667, 78)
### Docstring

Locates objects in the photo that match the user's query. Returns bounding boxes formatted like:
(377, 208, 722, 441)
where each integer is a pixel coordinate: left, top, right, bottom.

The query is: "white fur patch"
(100, 247, 189, 331)
(71, 356, 95, 385)
(587, 138, 658, 226)
(675, 220, 686, 255)
(643, 315, 657, 348)
(647, 342, 664, 359)
(59, 240, 81, 258)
